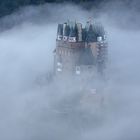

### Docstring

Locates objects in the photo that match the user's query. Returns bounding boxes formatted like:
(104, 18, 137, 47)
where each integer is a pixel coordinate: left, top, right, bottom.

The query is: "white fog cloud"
(0, 2, 140, 140)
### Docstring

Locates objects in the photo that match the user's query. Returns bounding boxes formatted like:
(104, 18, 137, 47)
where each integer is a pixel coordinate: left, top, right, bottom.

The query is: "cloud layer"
(0, 2, 140, 140)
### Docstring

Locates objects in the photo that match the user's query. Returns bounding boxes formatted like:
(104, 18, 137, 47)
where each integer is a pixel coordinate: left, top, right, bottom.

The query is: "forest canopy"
(0, 0, 138, 17)
(0, 0, 101, 17)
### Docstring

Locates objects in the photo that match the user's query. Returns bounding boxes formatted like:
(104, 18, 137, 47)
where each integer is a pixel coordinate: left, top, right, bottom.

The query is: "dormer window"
(63, 36, 68, 41)
(57, 35, 62, 40)
(69, 37, 76, 42)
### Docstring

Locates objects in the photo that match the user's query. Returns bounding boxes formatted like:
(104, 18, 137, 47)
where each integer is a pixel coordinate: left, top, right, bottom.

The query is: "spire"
(86, 24, 96, 42)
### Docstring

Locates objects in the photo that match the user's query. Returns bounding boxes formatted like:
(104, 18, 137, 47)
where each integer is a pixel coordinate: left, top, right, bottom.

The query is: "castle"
(54, 20, 107, 76)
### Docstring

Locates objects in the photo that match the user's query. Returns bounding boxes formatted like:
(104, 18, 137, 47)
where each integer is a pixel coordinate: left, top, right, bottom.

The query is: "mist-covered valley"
(0, 2, 140, 140)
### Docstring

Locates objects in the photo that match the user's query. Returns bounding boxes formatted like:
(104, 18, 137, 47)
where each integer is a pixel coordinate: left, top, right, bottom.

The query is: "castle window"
(76, 66, 81, 75)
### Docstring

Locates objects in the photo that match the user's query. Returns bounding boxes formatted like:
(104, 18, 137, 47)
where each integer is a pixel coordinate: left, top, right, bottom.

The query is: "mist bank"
(0, 2, 140, 140)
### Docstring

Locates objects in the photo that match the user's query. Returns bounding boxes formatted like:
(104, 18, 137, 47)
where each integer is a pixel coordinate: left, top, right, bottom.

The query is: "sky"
(0, 2, 140, 140)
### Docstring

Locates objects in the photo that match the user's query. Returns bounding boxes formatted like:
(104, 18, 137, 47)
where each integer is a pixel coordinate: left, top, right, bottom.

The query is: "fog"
(0, 2, 140, 140)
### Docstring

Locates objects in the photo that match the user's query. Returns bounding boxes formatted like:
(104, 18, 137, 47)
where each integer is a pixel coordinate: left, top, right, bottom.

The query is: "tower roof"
(63, 24, 70, 36)
(69, 27, 77, 37)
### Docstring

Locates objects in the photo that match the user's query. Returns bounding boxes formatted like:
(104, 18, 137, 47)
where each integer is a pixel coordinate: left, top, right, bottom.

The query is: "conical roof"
(86, 24, 96, 42)
(69, 27, 76, 37)
(63, 24, 70, 36)
(57, 24, 63, 35)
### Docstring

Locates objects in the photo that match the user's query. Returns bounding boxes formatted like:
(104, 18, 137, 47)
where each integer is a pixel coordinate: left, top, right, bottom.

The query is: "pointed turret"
(86, 24, 96, 42)
(57, 24, 63, 40)
(68, 26, 77, 42)
(63, 23, 70, 41)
